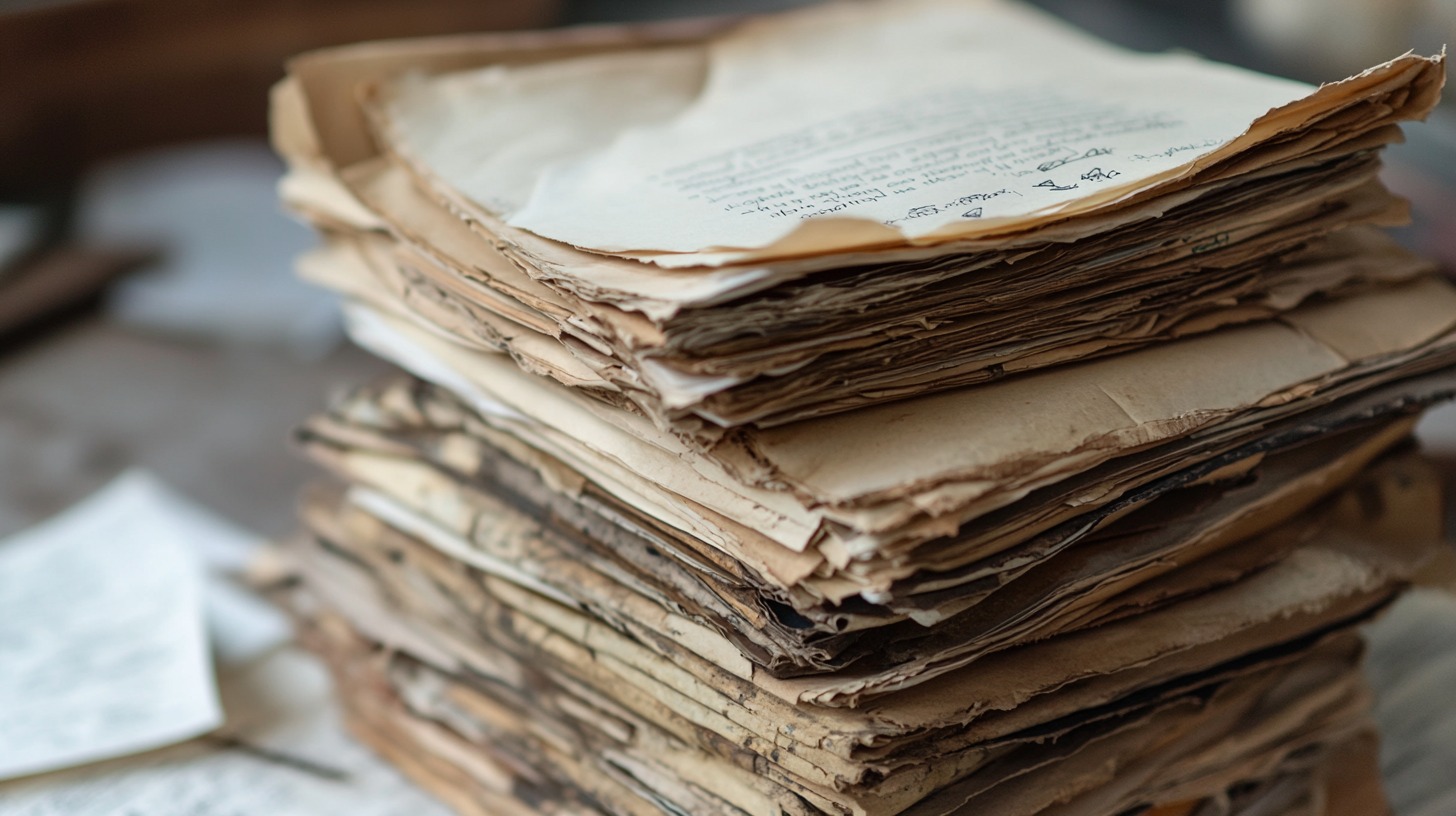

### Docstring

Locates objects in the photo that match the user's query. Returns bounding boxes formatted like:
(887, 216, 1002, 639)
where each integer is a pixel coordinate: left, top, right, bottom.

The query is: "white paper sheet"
(0, 471, 451, 814)
(0, 472, 223, 780)
(0, 649, 453, 816)
(116, 474, 293, 667)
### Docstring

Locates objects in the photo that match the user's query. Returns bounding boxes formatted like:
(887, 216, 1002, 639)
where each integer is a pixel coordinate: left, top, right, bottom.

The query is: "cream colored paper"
(382, 0, 1332, 262)
(340, 275, 1456, 520)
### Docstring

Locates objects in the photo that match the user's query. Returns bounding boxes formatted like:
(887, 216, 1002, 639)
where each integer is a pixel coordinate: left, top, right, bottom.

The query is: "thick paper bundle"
(288, 409, 1430, 814)
(272, 1, 1452, 814)
(279, 0, 1444, 432)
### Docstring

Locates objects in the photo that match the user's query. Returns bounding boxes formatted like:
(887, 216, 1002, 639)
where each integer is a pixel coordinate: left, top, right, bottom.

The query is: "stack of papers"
(273, 2, 1453, 814)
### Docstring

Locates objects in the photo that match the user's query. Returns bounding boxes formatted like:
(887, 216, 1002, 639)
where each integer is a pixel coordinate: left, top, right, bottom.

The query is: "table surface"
(0, 318, 387, 539)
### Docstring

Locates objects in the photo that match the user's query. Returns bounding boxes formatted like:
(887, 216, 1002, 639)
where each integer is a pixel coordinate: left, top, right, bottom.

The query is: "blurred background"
(2, 0, 1455, 540)
(1, 3, 1454, 813)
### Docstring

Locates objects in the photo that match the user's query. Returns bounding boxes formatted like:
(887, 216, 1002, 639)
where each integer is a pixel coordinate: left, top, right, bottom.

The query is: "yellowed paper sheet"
(379, 0, 1339, 262)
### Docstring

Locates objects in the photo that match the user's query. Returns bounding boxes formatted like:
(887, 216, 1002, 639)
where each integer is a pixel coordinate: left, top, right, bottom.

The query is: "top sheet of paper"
(0, 472, 222, 781)
(0, 205, 41, 274)
(381, 0, 1322, 265)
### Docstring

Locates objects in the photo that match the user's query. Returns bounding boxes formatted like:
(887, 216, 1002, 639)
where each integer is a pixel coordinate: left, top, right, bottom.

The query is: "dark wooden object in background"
(0, 0, 563, 193)
(0, 246, 157, 348)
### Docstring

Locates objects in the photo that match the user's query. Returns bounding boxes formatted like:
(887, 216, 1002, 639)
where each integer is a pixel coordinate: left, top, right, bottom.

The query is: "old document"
(270, 1, 1455, 812)
(380, 0, 1320, 261)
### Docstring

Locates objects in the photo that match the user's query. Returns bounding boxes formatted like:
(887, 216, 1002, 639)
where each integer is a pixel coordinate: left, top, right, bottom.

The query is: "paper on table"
(119, 476, 293, 666)
(0, 472, 222, 780)
(0, 649, 454, 816)
(205, 577, 293, 668)
(128, 474, 266, 575)
(385, 0, 1319, 261)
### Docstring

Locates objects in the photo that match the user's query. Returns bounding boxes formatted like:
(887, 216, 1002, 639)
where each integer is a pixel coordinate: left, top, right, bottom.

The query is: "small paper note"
(0, 648, 454, 816)
(0, 472, 223, 780)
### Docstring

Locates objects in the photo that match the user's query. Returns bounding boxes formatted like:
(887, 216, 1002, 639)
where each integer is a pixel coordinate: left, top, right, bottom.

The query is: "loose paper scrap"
(0, 472, 222, 780)
(114, 473, 292, 666)
(0, 649, 454, 816)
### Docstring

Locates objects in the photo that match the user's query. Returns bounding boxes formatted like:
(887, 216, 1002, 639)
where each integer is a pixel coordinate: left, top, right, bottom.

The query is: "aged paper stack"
(273, 2, 1454, 814)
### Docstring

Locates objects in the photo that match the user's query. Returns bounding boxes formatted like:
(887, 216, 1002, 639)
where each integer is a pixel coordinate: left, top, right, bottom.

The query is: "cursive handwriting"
(1037, 146, 1113, 173)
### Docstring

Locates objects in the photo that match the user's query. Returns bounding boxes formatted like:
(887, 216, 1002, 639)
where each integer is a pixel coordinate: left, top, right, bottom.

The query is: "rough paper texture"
(387, 0, 1317, 261)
